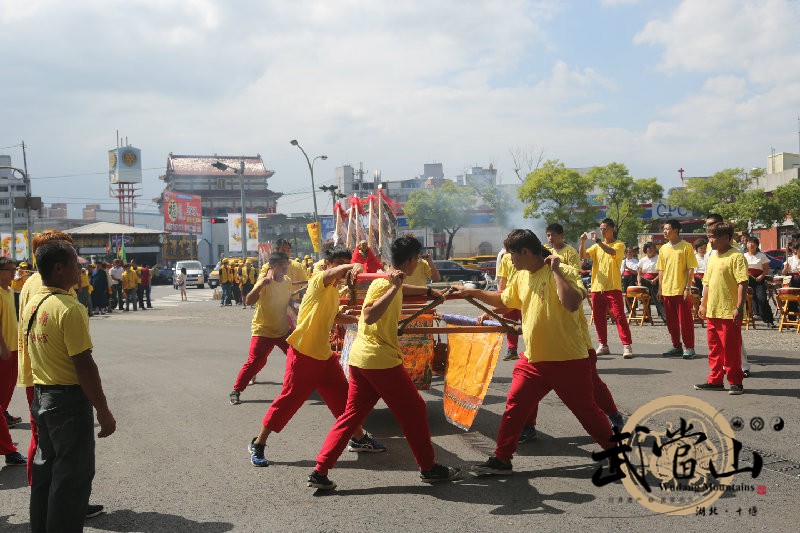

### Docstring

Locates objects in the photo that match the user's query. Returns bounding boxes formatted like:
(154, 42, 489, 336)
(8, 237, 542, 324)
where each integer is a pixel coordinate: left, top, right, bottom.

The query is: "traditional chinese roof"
(66, 221, 164, 235)
(164, 154, 275, 178)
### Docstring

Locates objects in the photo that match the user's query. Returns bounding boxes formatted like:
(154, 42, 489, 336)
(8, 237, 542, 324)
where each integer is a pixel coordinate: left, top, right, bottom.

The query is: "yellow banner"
(307, 222, 322, 252)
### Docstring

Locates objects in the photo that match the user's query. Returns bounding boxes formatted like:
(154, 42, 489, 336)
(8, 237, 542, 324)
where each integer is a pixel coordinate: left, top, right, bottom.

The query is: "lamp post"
(290, 140, 327, 259)
(211, 159, 248, 260)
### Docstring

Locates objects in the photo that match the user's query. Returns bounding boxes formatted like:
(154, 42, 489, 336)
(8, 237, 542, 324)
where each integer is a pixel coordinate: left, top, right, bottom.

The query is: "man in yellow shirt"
(0, 257, 26, 466)
(120, 263, 140, 312)
(697, 223, 748, 395)
(457, 229, 614, 475)
(403, 251, 441, 287)
(310, 235, 460, 490)
(579, 218, 634, 358)
(261, 239, 308, 302)
(219, 259, 232, 306)
(239, 258, 257, 310)
(248, 246, 384, 468)
(11, 260, 31, 317)
(229, 253, 294, 405)
(25, 240, 115, 531)
(657, 219, 699, 359)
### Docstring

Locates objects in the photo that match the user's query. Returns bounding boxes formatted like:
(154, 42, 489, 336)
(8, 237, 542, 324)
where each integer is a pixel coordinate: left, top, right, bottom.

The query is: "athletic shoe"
(682, 348, 696, 360)
(518, 426, 538, 443)
(622, 345, 634, 359)
(307, 470, 336, 490)
(662, 347, 682, 357)
(609, 412, 625, 432)
(86, 504, 105, 519)
(596, 344, 610, 356)
(502, 347, 518, 361)
(249, 440, 271, 467)
(694, 382, 725, 391)
(471, 456, 512, 476)
(229, 390, 241, 405)
(728, 385, 744, 395)
(742, 370, 750, 378)
(420, 464, 462, 483)
(347, 431, 387, 453)
(4, 412, 22, 427)
(4, 452, 26, 466)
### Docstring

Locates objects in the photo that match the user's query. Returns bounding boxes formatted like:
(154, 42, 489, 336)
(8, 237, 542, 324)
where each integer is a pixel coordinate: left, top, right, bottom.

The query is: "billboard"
(108, 146, 143, 184)
(1, 232, 28, 261)
(163, 191, 203, 234)
(228, 213, 259, 252)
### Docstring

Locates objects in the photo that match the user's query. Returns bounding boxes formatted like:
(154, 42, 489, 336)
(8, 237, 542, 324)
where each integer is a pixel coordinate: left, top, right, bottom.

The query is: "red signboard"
(163, 191, 202, 234)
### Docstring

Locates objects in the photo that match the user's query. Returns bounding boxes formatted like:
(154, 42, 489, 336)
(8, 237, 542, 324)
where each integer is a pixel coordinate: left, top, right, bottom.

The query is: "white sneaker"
(622, 345, 634, 359)
(596, 344, 610, 356)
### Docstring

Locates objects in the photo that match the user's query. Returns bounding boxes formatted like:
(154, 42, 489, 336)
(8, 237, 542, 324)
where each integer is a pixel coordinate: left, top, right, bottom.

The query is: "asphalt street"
(0, 285, 797, 532)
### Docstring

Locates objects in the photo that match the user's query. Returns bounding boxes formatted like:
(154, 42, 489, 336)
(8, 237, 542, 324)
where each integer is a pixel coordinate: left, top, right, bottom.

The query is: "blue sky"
(1, 0, 799, 218)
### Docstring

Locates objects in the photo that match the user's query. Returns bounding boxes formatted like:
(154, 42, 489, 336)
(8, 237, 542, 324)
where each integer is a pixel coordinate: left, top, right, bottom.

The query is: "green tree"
(773, 179, 800, 221)
(404, 182, 474, 259)
(517, 159, 597, 242)
(588, 162, 663, 246)
(717, 189, 784, 232)
(667, 168, 751, 216)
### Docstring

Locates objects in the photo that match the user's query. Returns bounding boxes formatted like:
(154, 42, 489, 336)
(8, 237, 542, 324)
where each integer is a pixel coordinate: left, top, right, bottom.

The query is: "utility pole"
(319, 184, 345, 214)
(354, 162, 368, 197)
(22, 140, 31, 261)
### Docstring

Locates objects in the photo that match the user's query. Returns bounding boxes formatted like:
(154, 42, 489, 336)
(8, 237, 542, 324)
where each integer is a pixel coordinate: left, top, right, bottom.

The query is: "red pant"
(315, 364, 435, 475)
(495, 357, 613, 463)
(706, 318, 743, 387)
(262, 346, 349, 432)
(591, 290, 632, 346)
(503, 309, 522, 351)
(0, 352, 19, 455)
(233, 334, 290, 392)
(525, 349, 617, 426)
(662, 295, 695, 349)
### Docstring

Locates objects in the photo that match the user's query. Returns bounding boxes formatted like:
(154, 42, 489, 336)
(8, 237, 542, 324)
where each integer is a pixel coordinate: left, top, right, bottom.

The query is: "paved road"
(0, 285, 797, 532)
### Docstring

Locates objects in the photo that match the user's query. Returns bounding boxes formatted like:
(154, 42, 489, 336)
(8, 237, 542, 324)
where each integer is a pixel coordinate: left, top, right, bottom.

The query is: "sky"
(2, 0, 799, 219)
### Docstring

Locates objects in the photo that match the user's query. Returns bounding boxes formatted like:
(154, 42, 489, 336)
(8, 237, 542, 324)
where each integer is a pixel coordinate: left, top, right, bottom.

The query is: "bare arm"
(546, 256, 583, 312)
(579, 234, 589, 259)
(72, 350, 116, 438)
(452, 286, 505, 308)
(595, 240, 617, 256)
(322, 262, 363, 287)
(733, 281, 747, 321)
(245, 268, 274, 305)
(363, 270, 403, 325)
(334, 312, 359, 325)
(424, 255, 441, 282)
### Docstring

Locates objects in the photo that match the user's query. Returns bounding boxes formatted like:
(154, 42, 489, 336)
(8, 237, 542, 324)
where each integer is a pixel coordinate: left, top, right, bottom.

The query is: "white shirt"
(743, 252, 769, 269)
(621, 257, 639, 274)
(786, 255, 800, 274)
(638, 255, 658, 274)
(108, 266, 124, 284)
(695, 253, 707, 274)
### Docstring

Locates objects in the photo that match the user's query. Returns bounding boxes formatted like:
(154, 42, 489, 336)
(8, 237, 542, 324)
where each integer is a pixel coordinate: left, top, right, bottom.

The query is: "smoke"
(501, 196, 548, 241)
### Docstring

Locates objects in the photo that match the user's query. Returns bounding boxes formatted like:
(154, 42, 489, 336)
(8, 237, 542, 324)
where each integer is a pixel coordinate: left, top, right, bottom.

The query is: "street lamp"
(290, 139, 327, 259)
(211, 159, 248, 260)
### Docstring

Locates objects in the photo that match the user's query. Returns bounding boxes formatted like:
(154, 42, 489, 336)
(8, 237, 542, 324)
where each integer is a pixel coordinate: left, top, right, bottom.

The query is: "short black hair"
(748, 236, 760, 249)
(706, 213, 724, 224)
(710, 223, 734, 239)
(643, 242, 655, 253)
(268, 252, 289, 265)
(0, 257, 16, 270)
(276, 238, 291, 249)
(665, 219, 682, 232)
(35, 240, 75, 281)
(391, 235, 422, 266)
(601, 218, 616, 228)
(545, 223, 564, 235)
(504, 229, 545, 257)
(693, 238, 708, 250)
(326, 246, 352, 263)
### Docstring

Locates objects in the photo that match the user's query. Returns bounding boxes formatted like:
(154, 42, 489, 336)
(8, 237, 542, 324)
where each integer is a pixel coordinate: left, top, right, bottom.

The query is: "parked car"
(174, 260, 205, 289)
(476, 260, 496, 278)
(433, 260, 485, 285)
(151, 267, 174, 286)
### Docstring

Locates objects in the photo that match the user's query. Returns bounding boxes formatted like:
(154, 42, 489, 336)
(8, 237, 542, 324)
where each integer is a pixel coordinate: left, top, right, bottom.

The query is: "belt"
(34, 384, 81, 391)
(642, 273, 658, 280)
(748, 268, 763, 276)
(623, 270, 637, 276)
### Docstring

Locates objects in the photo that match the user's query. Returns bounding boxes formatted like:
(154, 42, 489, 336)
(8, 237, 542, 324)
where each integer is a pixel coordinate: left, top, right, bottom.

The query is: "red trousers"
(662, 295, 695, 349)
(0, 352, 19, 455)
(315, 364, 435, 475)
(233, 334, 290, 392)
(591, 290, 632, 346)
(262, 346, 349, 432)
(706, 318, 743, 387)
(495, 357, 613, 463)
(525, 349, 617, 426)
(503, 309, 522, 351)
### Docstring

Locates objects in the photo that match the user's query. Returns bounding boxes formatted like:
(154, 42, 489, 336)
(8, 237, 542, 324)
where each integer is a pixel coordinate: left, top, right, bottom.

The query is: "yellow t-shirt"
(404, 258, 432, 286)
(496, 253, 516, 280)
(80, 271, 91, 289)
(24, 287, 93, 386)
(587, 240, 625, 292)
(703, 249, 748, 319)
(0, 287, 18, 350)
(11, 273, 29, 293)
(251, 274, 293, 338)
(261, 261, 308, 284)
(121, 269, 140, 290)
(286, 272, 340, 360)
(656, 240, 698, 296)
(501, 264, 588, 362)
(548, 244, 591, 350)
(312, 259, 326, 274)
(348, 278, 403, 369)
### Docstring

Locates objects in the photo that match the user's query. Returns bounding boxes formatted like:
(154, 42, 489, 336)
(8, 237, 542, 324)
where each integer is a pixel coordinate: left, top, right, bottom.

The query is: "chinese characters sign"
(163, 191, 202, 234)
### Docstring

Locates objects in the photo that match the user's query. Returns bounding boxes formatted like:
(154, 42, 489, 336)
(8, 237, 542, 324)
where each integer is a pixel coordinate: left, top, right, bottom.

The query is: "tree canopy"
(404, 182, 474, 259)
(517, 159, 597, 242)
(666, 168, 752, 217)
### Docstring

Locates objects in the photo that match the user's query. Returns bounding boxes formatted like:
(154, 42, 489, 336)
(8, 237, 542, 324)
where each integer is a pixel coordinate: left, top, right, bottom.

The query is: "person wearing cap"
(220, 259, 232, 306)
(11, 261, 31, 317)
(239, 258, 257, 310)
(351, 240, 382, 273)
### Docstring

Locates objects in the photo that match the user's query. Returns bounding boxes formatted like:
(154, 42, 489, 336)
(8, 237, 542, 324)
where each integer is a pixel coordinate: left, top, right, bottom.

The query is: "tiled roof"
(166, 154, 275, 177)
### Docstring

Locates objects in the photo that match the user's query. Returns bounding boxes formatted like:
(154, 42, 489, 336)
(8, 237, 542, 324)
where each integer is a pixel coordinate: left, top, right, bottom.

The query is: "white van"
(174, 260, 205, 289)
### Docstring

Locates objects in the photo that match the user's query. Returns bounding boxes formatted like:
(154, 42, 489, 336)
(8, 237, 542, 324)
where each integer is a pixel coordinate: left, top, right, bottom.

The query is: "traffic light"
(210, 217, 227, 224)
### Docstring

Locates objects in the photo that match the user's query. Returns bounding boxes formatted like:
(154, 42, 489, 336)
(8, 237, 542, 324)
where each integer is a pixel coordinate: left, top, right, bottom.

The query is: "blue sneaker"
(249, 438, 271, 467)
(347, 431, 387, 453)
(518, 426, 538, 443)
